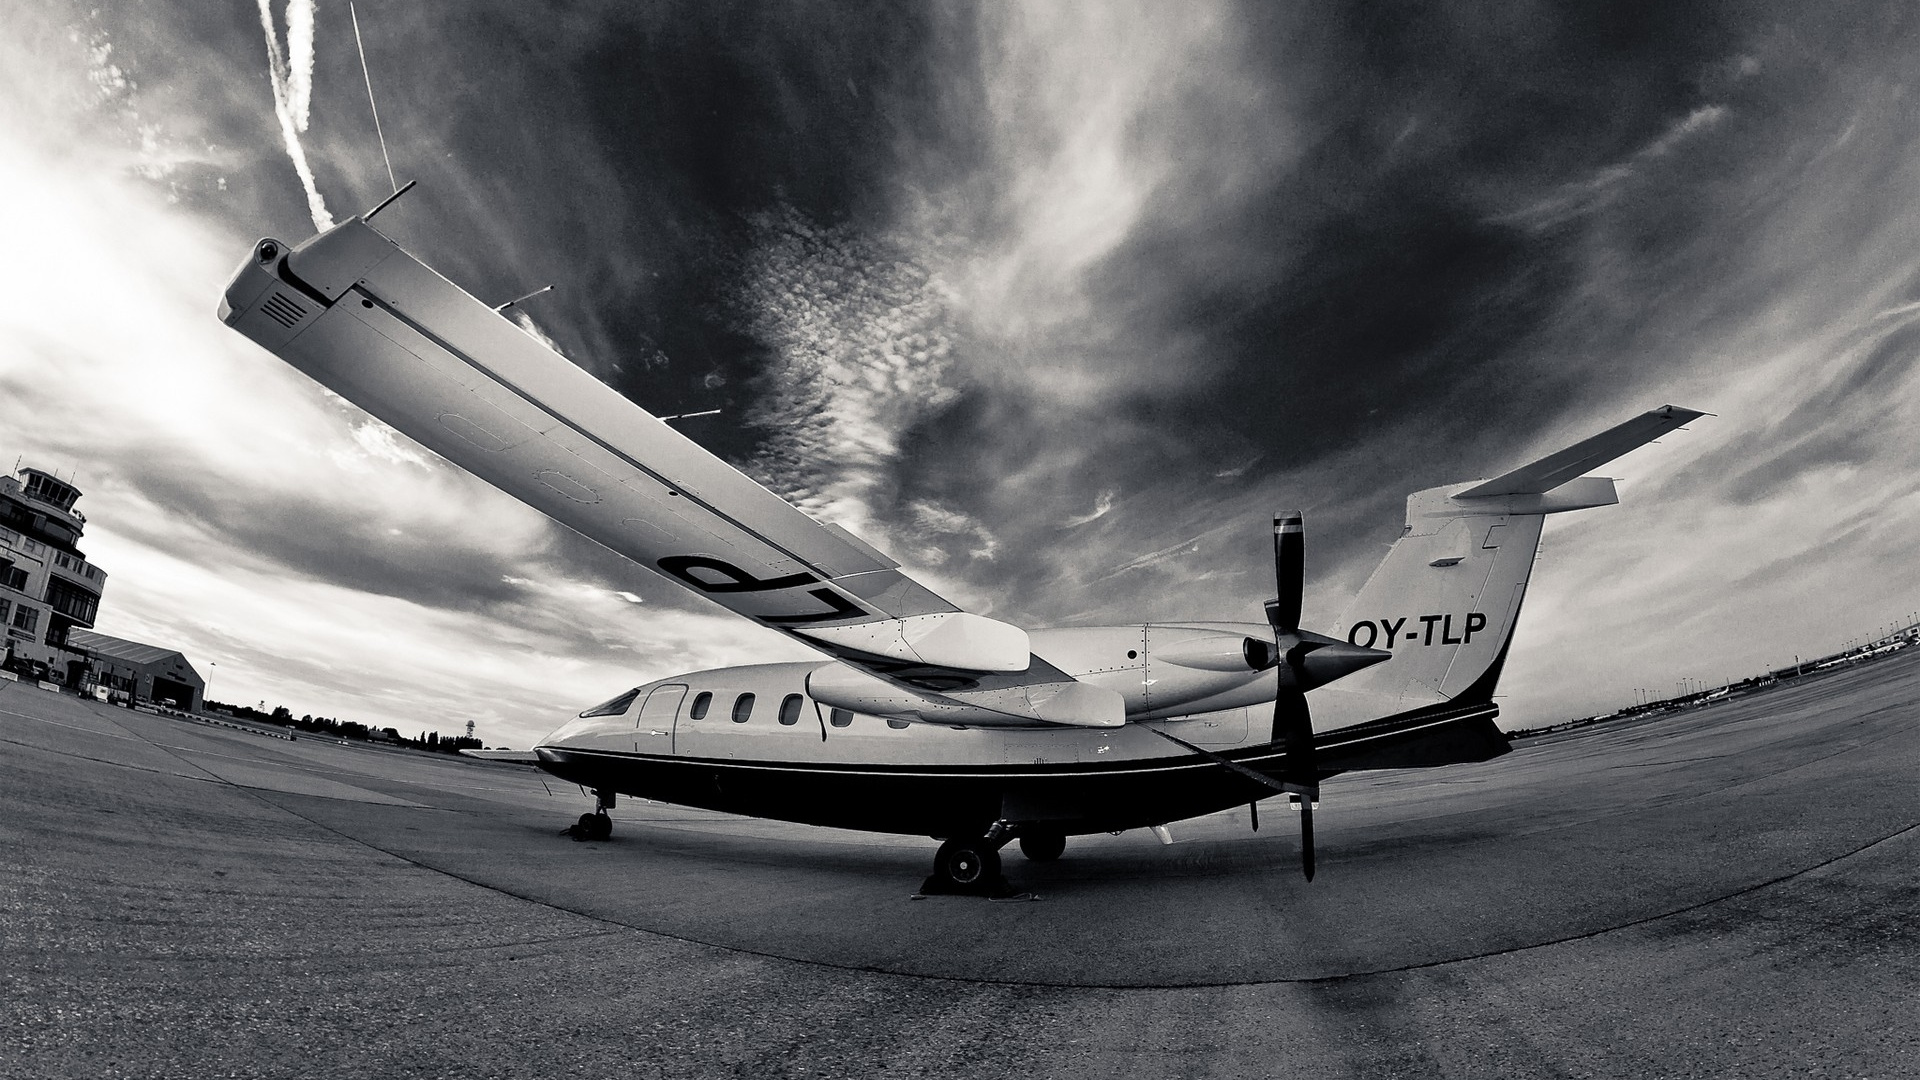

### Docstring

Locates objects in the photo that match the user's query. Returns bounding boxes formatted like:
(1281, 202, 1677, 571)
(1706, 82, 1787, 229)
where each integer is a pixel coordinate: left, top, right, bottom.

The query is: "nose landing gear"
(563, 789, 616, 841)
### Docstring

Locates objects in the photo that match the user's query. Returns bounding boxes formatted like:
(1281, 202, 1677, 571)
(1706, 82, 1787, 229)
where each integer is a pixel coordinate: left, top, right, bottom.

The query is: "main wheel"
(934, 838, 1001, 890)
(1018, 832, 1066, 862)
(589, 812, 613, 841)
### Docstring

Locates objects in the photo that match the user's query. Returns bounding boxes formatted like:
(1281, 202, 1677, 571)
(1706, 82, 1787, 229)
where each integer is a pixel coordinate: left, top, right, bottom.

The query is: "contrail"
(285, 0, 315, 126)
(256, 0, 332, 232)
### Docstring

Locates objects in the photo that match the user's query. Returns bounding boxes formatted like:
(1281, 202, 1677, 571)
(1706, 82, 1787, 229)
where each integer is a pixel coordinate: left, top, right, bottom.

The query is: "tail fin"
(1318, 405, 1703, 724)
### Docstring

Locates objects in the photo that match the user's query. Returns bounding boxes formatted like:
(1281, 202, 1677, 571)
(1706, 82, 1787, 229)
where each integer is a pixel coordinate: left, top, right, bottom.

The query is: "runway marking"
(0, 707, 146, 741)
(0, 734, 224, 783)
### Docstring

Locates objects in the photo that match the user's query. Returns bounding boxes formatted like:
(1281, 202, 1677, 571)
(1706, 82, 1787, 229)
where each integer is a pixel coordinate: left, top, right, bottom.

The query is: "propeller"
(1262, 512, 1390, 880)
(1148, 512, 1389, 880)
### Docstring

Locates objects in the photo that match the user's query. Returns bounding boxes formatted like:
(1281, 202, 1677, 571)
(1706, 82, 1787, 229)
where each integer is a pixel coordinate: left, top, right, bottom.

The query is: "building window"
(0, 599, 9, 623)
(688, 691, 712, 720)
(731, 693, 755, 723)
(0, 562, 22, 592)
(777, 694, 803, 726)
(12, 606, 37, 633)
(43, 578, 98, 624)
(829, 708, 854, 728)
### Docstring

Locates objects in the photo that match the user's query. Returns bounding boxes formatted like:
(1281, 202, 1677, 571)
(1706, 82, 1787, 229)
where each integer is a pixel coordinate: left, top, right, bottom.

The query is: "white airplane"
(219, 198, 1702, 895)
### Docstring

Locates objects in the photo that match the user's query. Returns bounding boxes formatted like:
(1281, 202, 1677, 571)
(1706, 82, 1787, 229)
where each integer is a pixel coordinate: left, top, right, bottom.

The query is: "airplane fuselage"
(533, 622, 1504, 838)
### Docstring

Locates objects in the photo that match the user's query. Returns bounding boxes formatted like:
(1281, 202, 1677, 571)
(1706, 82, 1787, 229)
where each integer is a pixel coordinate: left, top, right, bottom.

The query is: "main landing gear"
(920, 823, 1066, 897)
(563, 789, 616, 841)
(1018, 831, 1066, 862)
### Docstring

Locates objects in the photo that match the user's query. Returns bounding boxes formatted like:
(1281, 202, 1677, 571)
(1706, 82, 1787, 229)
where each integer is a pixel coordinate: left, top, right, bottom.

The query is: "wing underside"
(220, 218, 1120, 727)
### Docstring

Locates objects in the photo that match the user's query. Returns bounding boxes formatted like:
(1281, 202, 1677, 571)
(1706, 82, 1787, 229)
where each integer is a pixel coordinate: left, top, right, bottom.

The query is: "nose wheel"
(562, 789, 616, 841)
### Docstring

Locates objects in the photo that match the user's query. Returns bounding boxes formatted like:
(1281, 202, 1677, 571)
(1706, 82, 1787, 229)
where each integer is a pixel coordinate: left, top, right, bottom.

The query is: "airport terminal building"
(0, 467, 107, 686)
(1, 464, 205, 710)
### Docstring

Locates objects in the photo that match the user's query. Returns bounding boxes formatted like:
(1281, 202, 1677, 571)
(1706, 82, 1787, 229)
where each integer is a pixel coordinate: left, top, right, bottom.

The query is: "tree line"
(208, 700, 487, 753)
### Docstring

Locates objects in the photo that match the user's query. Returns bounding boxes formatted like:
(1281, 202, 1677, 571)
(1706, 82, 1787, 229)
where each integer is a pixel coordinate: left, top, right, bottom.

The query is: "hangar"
(65, 628, 205, 712)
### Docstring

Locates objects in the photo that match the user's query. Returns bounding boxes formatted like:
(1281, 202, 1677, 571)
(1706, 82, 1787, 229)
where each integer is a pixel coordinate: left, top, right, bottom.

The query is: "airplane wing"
(459, 749, 540, 764)
(219, 216, 1121, 727)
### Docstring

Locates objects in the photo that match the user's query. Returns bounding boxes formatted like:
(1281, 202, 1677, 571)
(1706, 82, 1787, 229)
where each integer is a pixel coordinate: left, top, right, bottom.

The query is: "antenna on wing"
(494, 285, 555, 313)
(364, 179, 416, 220)
(350, 2, 398, 194)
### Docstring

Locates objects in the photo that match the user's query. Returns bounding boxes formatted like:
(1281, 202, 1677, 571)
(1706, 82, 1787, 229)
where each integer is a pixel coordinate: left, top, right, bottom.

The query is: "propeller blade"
(1276, 566, 1320, 882)
(1269, 512, 1303, 634)
(1299, 801, 1316, 881)
(1276, 683, 1318, 882)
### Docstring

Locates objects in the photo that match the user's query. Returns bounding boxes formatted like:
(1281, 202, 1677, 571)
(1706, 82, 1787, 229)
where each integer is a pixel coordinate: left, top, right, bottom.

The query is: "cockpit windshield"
(578, 687, 642, 718)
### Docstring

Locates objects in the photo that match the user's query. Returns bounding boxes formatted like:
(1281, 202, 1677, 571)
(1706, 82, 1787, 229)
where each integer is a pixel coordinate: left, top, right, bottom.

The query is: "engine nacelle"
(1030, 623, 1279, 720)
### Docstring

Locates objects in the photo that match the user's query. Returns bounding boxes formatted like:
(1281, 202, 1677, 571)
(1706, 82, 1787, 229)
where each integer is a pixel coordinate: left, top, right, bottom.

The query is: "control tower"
(0, 467, 108, 685)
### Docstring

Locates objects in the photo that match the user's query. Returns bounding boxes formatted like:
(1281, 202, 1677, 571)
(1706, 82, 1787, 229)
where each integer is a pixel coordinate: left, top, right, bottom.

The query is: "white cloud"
(1060, 490, 1116, 528)
(0, 21, 790, 749)
(945, 1, 1290, 401)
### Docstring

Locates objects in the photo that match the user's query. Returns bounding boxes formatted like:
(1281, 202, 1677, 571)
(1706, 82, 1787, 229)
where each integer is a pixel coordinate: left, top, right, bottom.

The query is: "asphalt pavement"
(2, 653, 1915, 1078)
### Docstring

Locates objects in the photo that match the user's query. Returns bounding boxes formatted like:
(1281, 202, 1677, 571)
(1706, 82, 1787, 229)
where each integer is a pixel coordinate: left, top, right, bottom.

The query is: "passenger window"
(886, 719, 911, 730)
(689, 692, 712, 720)
(829, 708, 854, 728)
(731, 693, 755, 723)
(778, 695, 803, 726)
(579, 687, 641, 718)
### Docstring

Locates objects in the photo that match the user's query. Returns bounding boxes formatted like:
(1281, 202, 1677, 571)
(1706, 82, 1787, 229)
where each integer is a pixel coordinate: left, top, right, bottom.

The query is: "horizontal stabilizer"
(1454, 405, 1705, 498)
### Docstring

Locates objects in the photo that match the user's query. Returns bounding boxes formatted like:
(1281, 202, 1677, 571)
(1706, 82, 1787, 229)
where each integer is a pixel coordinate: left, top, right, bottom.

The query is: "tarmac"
(2, 650, 1916, 1079)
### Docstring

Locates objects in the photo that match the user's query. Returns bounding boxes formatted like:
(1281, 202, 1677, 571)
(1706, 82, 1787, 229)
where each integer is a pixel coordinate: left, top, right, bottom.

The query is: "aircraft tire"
(589, 812, 613, 841)
(1018, 832, 1066, 862)
(934, 838, 1000, 890)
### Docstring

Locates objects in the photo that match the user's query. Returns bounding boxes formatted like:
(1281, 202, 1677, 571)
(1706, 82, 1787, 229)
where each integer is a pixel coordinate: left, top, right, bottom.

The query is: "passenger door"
(634, 684, 687, 753)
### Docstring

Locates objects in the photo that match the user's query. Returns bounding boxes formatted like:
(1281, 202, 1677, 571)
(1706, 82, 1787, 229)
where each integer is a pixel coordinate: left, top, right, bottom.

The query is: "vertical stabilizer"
(1312, 406, 1702, 730)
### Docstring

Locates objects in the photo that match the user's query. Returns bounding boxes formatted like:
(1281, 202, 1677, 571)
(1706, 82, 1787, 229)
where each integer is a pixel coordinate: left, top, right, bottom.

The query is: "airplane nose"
(1296, 640, 1393, 690)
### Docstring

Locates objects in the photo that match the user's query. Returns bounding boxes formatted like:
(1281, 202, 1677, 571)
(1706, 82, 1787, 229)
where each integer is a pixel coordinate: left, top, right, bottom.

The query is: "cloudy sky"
(6, 1, 1920, 747)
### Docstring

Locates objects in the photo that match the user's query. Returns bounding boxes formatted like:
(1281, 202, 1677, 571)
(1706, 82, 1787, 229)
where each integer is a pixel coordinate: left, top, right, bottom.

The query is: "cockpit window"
(579, 688, 641, 718)
(731, 693, 755, 723)
(689, 692, 712, 720)
(778, 694, 803, 726)
(829, 708, 854, 728)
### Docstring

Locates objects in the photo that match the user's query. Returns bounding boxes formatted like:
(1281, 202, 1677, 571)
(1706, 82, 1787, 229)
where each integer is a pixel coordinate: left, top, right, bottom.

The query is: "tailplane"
(1313, 405, 1703, 729)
